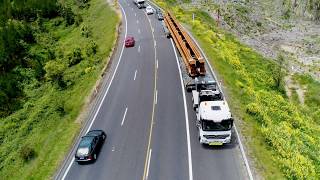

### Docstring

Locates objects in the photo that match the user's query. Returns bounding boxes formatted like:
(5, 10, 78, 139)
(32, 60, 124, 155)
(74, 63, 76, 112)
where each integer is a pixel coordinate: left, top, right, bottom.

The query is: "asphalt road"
(55, 0, 248, 179)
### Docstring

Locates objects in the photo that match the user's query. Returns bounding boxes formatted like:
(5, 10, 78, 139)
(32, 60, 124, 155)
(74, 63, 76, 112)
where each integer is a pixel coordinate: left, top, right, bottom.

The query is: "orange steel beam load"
(164, 12, 206, 77)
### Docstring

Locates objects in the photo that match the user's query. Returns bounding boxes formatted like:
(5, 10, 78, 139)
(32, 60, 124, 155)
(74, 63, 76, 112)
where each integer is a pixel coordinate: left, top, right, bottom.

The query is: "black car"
(156, 9, 164, 20)
(75, 130, 106, 163)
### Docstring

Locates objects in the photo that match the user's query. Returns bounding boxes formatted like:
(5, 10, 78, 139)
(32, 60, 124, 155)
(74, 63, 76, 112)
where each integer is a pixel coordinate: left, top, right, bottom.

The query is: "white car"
(146, 6, 153, 15)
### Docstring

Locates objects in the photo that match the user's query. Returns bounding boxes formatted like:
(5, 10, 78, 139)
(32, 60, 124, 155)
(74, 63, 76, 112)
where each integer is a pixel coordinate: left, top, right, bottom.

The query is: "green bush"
(44, 60, 67, 87)
(20, 145, 36, 162)
(86, 40, 98, 56)
(59, 5, 75, 26)
(68, 47, 83, 66)
(75, 14, 83, 26)
(80, 23, 91, 37)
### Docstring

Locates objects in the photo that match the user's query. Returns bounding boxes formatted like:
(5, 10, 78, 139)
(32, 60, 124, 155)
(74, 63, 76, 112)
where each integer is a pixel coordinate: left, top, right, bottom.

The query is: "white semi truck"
(187, 77, 233, 145)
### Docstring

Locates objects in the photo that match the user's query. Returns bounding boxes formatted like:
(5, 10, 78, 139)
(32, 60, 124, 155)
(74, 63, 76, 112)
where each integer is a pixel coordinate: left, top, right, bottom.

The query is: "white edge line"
(138, 45, 141, 53)
(134, 69, 137, 81)
(121, 107, 128, 126)
(60, 3, 128, 180)
(155, 90, 157, 104)
(156, 59, 158, 69)
(170, 39, 193, 180)
(184, 26, 254, 180)
(135, 13, 137, 16)
(146, 149, 152, 179)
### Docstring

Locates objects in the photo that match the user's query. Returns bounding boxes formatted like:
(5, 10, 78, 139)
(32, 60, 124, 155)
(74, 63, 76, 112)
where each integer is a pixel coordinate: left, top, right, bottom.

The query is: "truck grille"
(204, 134, 229, 139)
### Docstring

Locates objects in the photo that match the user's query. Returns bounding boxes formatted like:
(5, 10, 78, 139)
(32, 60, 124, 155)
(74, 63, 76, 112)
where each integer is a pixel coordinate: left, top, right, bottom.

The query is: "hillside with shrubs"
(0, 0, 119, 179)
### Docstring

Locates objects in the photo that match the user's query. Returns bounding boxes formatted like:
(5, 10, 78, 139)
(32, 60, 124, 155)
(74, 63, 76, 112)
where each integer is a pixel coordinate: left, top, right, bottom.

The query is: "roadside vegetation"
(155, 0, 320, 179)
(0, 0, 119, 179)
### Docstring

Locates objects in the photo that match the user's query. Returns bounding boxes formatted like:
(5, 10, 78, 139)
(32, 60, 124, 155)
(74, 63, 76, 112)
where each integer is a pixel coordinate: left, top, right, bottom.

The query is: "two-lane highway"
(56, 0, 249, 179)
(58, 1, 159, 179)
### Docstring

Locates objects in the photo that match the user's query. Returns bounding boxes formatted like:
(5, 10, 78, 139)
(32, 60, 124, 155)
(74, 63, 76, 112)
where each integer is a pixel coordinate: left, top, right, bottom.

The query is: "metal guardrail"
(164, 11, 205, 77)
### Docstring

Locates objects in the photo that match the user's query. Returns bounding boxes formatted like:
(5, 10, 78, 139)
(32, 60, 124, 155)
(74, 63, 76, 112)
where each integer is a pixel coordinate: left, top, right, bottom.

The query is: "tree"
(273, 53, 287, 90)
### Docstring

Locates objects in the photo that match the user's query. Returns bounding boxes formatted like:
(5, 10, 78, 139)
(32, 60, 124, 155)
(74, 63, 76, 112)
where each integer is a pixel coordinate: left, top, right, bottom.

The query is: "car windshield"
(79, 136, 93, 147)
(201, 119, 233, 131)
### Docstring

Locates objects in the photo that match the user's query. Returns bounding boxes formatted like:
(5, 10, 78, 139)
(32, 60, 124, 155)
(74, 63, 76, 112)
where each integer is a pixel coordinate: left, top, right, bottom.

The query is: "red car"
(125, 36, 135, 47)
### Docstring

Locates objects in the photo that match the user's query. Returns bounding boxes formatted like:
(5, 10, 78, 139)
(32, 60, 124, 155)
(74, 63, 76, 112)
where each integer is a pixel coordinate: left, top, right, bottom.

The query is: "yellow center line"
(142, 12, 157, 180)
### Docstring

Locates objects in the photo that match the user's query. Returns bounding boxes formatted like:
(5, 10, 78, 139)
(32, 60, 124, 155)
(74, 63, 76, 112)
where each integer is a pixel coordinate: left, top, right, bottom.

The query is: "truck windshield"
(198, 83, 216, 91)
(199, 94, 221, 101)
(201, 119, 233, 131)
(205, 83, 217, 90)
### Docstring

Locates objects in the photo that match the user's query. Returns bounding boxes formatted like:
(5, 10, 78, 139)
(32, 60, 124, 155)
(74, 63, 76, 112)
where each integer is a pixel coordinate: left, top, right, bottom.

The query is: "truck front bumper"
(200, 136, 231, 145)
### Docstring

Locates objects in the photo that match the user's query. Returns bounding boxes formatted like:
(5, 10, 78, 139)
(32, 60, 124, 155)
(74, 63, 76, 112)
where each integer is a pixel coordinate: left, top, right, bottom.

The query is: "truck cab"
(190, 77, 222, 110)
(197, 101, 233, 145)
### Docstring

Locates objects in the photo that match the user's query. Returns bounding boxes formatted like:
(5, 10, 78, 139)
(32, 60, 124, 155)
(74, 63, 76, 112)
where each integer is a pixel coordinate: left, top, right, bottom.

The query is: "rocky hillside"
(187, 0, 320, 80)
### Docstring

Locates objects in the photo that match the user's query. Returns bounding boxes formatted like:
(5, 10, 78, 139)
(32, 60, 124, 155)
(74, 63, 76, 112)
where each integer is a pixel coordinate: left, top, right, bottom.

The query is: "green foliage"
(75, 14, 83, 26)
(0, 19, 33, 72)
(19, 144, 36, 162)
(59, 5, 75, 26)
(294, 74, 320, 111)
(0, 0, 119, 179)
(86, 40, 98, 56)
(80, 23, 91, 37)
(76, 0, 91, 9)
(44, 60, 67, 85)
(68, 47, 83, 66)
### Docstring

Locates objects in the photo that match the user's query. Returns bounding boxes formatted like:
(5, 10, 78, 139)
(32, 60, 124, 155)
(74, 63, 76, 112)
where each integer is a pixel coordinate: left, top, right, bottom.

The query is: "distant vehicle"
(125, 36, 135, 47)
(134, 0, 145, 9)
(155, 8, 164, 20)
(146, 6, 154, 15)
(75, 130, 106, 163)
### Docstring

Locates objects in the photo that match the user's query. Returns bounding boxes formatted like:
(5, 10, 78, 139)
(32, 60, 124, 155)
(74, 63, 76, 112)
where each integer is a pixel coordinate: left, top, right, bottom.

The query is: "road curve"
(55, 0, 248, 179)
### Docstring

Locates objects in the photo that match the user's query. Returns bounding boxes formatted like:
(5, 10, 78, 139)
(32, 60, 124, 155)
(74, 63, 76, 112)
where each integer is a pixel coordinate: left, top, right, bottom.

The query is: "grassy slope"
(0, 0, 119, 179)
(155, 1, 320, 179)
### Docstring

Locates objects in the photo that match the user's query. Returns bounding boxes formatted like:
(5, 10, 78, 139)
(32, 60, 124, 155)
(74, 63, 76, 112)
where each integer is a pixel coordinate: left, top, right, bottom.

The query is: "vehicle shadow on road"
(77, 160, 96, 165)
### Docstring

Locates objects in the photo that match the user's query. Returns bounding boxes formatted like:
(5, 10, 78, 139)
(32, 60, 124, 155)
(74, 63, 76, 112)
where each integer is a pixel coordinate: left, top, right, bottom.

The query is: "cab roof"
(199, 100, 231, 122)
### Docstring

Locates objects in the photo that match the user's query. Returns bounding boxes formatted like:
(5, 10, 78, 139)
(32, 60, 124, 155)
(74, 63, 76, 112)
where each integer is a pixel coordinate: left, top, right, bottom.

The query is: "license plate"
(80, 157, 84, 160)
(209, 142, 223, 146)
